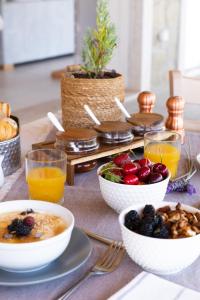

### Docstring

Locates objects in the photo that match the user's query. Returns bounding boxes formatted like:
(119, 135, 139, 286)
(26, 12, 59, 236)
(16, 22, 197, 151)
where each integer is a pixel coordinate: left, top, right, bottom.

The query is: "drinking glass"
(144, 131, 181, 179)
(25, 149, 67, 204)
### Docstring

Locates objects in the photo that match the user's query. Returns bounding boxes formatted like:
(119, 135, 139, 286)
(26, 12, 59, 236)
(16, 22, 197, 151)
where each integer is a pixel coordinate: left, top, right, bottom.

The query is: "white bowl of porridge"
(0, 200, 74, 272)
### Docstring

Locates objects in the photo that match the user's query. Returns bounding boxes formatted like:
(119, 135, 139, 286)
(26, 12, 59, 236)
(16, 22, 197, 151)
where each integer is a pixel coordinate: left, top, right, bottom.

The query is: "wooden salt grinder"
(165, 96, 185, 143)
(137, 91, 156, 113)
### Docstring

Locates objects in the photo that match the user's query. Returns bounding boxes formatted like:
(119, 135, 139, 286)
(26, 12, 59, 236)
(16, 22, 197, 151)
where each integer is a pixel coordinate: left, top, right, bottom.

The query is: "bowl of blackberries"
(98, 153, 170, 213)
(119, 202, 200, 275)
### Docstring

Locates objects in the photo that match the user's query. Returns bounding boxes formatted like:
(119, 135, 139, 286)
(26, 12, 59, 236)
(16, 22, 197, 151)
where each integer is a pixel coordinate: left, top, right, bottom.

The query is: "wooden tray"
(32, 137, 144, 186)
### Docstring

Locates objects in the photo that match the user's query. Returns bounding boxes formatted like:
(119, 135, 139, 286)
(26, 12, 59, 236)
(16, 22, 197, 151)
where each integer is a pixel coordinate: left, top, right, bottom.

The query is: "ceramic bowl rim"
(97, 163, 170, 187)
(119, 201, 200, 242)
(0, 200, 74, 248)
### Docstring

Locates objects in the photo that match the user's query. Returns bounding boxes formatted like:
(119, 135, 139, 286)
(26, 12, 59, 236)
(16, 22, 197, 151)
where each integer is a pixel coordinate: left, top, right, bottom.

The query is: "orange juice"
(27, 167, 66, 203)
(144, 143, 180, 178)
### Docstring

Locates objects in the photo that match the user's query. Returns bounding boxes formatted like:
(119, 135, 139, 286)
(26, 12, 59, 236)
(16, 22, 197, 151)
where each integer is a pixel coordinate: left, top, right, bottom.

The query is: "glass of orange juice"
(144, 131, 181, 179)
(25, 149, 67, 204)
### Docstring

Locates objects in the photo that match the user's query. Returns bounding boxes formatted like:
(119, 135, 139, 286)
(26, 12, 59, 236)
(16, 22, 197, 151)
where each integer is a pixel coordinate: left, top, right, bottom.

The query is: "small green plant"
(82, 0, 117, 78)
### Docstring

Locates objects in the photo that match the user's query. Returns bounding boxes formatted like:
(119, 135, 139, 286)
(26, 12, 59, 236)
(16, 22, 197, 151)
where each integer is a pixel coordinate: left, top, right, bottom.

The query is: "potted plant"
(61, 0, 125, 129)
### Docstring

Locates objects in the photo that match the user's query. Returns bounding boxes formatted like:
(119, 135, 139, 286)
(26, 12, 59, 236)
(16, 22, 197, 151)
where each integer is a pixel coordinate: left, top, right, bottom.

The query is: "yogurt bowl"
(119, 201, 200, 275)
(0, 200, 74, 272)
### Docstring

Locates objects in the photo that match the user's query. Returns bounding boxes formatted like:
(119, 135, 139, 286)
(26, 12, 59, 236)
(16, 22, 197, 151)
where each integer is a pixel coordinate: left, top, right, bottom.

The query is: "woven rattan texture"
(61, 73, 125, 129)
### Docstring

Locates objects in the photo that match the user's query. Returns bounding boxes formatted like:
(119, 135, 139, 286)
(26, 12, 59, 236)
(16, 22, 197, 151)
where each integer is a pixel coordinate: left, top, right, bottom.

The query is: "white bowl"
(0, 200, 74, 272)
(98, 164, 170, 213)
(119, 202, 200, 275)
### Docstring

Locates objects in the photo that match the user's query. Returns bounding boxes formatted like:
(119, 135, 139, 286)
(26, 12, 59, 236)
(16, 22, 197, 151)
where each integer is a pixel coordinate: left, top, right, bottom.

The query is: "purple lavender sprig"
(186, 183, 196, 195)
(167, 180, 196, 195)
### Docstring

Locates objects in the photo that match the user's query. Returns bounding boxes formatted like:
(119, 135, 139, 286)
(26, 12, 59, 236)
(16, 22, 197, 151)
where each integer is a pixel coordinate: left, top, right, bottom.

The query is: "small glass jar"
(127, 113, 164, 136)
(55, 128, 99, 173)
(55, 128, 99, 154)
(94, 121, 134, 145)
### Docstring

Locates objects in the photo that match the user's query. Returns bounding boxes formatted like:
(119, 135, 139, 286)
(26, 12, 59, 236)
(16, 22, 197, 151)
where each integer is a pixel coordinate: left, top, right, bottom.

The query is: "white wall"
(107, 0, 131, 85)
(1, 0, 75, 65)
(75, 0, 97, 59)
(178, 0, 200, 71)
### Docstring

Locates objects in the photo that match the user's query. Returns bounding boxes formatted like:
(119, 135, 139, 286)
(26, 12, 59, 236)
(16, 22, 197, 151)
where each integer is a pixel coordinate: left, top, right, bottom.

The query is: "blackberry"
(16, 224, 32, 237)
(142, 214, 163, 229)
(125, 210, 140, 231)
(143, 205, 155, 217)
(20, 209, 34, 216)
(139, 221, 154, 236)
(125, 210, 139, 222)
(7, 218, 32, 237)
(154, 214, 163, 227)
(153, 225, 169, 239)
(8, 219, 23, 233)
(142, 214, 155, 223)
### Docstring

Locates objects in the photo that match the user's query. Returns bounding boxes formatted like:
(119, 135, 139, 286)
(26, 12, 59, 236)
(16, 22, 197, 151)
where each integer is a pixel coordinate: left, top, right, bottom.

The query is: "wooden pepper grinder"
(165, 96, 185, 143)
(137, 91, 156, 113)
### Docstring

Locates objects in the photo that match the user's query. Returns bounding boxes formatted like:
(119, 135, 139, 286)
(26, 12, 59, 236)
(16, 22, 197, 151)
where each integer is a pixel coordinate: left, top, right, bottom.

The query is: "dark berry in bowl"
(8, 218, 22, 233)
(125, 210, 140, 231)
(143, 204, 155, 217)
(154, 214, 163, 227)
(138, 158, 152, 168)
(139, 220, 154, 237)
(23, 216, 35, 229)
(152, 163, 168, 178)
(16, 224, 32, 237)
(137, 166, 151, 182)
(20, 209, 34, 216)
(148, 172, 163, 184)
(153, 225, 170, 239)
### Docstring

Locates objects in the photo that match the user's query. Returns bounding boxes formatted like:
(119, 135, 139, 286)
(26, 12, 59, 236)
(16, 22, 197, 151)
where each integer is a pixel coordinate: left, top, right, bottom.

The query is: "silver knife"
(82, 228, 124, 247)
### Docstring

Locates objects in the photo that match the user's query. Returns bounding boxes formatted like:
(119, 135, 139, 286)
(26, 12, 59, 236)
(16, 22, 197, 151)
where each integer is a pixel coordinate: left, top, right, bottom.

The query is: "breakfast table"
(0, 116, 200, 300)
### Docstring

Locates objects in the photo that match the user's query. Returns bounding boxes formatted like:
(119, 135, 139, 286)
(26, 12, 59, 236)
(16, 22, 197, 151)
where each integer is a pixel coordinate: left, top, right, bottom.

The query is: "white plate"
(0, 228, 92, 286)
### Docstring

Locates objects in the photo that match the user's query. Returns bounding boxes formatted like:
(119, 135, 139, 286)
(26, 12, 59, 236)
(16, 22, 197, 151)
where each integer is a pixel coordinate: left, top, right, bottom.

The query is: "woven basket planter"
(61, 67, 125, 129)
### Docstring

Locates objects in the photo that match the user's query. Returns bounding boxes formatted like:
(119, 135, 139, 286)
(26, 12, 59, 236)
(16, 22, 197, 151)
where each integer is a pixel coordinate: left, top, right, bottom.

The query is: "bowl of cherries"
(98, 153, 170, 213)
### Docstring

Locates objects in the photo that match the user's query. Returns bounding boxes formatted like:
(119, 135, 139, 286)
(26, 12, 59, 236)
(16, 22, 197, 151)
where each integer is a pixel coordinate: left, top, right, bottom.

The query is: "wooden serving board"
(32, 137, 144, 186)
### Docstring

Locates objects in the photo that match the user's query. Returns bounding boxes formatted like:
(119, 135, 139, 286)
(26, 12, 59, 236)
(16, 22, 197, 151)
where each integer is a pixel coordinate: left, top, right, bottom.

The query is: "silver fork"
(57, 241, 125, 300)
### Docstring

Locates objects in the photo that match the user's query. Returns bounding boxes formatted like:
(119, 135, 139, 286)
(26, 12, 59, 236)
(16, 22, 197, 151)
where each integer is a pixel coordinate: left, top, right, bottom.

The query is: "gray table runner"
(1, 131, 200, 300)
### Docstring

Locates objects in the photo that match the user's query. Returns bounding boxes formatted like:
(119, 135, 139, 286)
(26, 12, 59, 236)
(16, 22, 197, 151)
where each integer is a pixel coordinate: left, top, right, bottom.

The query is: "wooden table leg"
(67, 163, 75, 186)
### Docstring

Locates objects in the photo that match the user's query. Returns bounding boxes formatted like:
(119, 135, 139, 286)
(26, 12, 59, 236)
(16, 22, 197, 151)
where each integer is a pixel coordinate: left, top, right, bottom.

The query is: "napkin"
(108, 272, 200, 300)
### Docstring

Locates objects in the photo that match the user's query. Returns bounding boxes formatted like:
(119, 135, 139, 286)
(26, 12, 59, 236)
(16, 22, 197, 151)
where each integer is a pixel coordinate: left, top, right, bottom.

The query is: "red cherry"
(152, 163, 168, 178)
(133, 161, 141, 171)
(134, 159, 140, 164)
(138, 158, 152, 167)
(123, 162, 138, 175)
(149, 172, 163, 184)
(113, 153, 130, 167)
(137, 166, 151, 182)
(123, 174, 139, 185)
